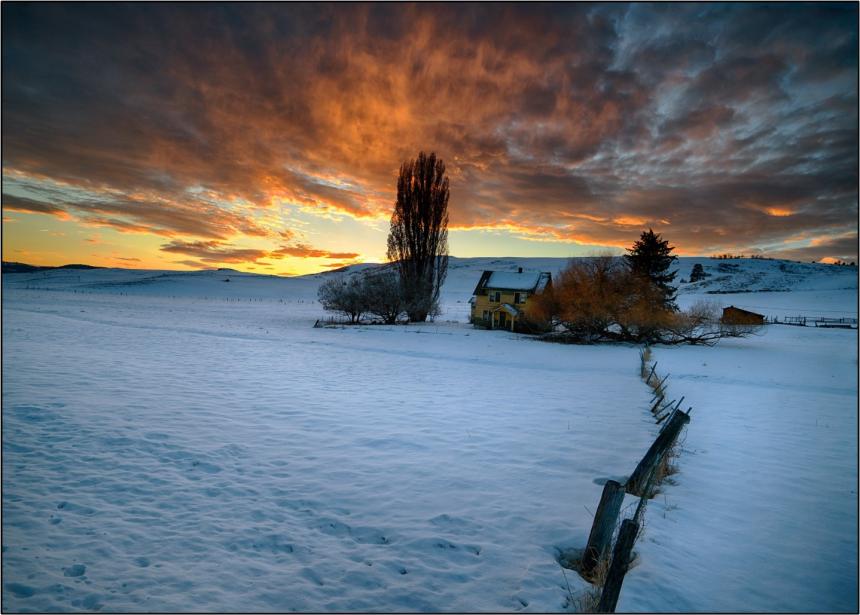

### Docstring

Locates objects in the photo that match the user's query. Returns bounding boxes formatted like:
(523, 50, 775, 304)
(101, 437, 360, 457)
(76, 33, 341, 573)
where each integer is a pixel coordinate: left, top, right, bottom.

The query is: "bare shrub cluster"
(526, 256, 759, 345)
(317, 269, 405, 324)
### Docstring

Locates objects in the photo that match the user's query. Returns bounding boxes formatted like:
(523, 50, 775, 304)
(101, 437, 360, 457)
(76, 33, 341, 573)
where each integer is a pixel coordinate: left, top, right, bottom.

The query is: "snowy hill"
(3, 256, 856, 296)
(3, 256, 856, 319)
(2, 255, 857, 612)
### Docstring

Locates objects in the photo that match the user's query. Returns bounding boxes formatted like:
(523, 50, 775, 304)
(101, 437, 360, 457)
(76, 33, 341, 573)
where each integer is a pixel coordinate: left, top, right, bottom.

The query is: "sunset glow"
(2, 3, 857, 273)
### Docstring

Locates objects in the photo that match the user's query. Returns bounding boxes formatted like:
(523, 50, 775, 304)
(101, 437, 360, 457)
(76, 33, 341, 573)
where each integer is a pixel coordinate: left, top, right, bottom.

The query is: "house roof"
(487, 271, 542, 290)
(472, 270, 552, 295)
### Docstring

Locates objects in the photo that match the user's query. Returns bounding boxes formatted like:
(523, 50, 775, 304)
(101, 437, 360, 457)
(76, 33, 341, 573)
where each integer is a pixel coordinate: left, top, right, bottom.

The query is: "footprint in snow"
(63, 564, 86, 577)
(190, 460, 222, 474)
(56, 501, 96, 515)
(74, 594, 103, 611)
(5, 583, 36, 598)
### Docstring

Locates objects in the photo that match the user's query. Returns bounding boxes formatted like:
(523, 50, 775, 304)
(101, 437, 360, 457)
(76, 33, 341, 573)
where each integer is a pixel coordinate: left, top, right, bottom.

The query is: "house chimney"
(518, 267, 523, 273)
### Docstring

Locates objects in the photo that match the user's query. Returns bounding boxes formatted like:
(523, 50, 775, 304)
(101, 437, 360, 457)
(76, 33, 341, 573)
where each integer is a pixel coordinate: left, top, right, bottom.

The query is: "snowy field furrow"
(2, 257, 857, 612)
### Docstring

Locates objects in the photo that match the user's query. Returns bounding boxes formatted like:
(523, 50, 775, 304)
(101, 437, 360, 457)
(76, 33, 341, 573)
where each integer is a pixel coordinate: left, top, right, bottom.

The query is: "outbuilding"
(721, 305, 765, 325)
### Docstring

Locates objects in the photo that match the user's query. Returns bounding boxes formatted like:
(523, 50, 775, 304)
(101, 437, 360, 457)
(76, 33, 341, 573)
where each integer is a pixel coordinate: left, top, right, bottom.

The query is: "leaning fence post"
(651, 373, 670, 395)
(581, 480, 626, 578)
(644, 362, 657, 384)
(596, 518, 639, 613)
(626, 409, 691, 497)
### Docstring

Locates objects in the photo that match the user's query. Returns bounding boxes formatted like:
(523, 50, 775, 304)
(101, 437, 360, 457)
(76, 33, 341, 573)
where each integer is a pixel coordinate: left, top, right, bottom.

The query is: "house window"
(489, 291, 500, 302)
(514, 292, 521, 304)
(482, 310, 489, 321)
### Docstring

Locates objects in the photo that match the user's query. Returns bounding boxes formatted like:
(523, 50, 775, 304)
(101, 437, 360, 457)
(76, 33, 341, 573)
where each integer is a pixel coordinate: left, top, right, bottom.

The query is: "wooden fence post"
(649, 394, 665, 415)
(644, 362, 657, 384)
(596, 518, 639, 613)
(581, 480, 626, 578)
(626, 409, 690, 497)
(651, 373, 669, 395)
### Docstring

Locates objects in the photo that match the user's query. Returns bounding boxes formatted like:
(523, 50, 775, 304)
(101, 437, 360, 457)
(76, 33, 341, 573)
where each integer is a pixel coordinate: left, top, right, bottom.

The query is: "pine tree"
(689, 263, 706, 283)
(625, 229, 678, 311)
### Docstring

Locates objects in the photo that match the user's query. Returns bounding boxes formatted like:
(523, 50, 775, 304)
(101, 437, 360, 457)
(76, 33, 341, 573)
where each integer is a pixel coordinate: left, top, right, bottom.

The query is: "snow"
(619, 325, 858, 612)
(1, 257, 857, 612)
(485, 271, 548, 291)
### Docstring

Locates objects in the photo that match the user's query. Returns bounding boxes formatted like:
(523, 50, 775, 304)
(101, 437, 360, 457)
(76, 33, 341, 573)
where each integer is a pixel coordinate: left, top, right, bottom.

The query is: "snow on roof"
(486, 271, 542, 290)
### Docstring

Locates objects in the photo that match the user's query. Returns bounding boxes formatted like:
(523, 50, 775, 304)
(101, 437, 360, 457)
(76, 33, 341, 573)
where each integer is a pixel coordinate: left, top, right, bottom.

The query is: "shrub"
(528, 256, 673, 343)
(362, 270, 404, 324)
(318, 269, 409, 324)
(530, 259, 759, 345)
(317, 275, 368, 323)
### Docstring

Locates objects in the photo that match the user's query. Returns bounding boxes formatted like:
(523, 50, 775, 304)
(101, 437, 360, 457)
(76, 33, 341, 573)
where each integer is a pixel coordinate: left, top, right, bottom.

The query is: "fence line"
(769, 315, 857, 329)
(570, 348, 691, 612)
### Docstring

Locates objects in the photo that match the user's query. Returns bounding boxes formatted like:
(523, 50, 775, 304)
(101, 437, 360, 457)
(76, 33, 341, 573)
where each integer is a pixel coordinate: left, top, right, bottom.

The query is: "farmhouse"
(470, 268, 552, 331)
(721, 305, 765, 325)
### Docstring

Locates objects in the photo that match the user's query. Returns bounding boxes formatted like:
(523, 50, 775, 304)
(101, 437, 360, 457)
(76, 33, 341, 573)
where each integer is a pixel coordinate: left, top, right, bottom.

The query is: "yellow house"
(470, 268, 552, 331)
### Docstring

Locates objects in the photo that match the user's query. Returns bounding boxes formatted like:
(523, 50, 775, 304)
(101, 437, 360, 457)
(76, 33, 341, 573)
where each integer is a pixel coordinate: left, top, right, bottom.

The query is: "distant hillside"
(2, 257, 856, 312)
(2, 261, 103, 273)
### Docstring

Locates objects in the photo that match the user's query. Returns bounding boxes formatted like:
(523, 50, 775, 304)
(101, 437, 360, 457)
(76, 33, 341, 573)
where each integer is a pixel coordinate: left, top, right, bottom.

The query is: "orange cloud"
(271, 244, 361, 260)
(764, 207, 794, 217)
(0, 3, 856, 268)
(159, 239, 361, 265)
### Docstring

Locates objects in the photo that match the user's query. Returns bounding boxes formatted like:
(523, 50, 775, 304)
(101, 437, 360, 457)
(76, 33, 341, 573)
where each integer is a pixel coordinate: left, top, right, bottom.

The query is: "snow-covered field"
(2, 257, 857, 612)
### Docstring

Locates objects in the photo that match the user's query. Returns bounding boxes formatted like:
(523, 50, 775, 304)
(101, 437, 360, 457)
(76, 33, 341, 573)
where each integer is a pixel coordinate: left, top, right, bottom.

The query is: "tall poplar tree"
(386, 151, 449, 322)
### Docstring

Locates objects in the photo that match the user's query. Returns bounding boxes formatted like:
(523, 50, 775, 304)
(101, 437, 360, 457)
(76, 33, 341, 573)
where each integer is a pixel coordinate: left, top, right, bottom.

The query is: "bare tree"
(317, 276, 367, 323)
(386, 151, 449, 322)
(363, 270, 404, 324)
(659, 300, 761, 345)
(528, 259, 759, 345)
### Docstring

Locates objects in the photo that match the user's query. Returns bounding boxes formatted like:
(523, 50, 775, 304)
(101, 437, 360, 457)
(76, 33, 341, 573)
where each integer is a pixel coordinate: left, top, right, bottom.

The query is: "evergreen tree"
(689, 263, 706, 283)
(625, 229, 678, 310)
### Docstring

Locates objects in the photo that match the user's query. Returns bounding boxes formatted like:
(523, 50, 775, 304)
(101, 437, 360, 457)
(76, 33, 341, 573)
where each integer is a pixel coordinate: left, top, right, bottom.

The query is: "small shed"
(721, 305, 765, 325)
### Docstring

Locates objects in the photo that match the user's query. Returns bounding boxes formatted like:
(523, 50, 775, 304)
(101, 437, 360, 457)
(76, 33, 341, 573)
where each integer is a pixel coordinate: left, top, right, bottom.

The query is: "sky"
(2, 2, 858, 275)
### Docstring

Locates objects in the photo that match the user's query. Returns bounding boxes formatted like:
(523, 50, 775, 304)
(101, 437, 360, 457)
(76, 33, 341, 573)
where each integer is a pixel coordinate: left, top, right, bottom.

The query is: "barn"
(721, 305, 765, 325)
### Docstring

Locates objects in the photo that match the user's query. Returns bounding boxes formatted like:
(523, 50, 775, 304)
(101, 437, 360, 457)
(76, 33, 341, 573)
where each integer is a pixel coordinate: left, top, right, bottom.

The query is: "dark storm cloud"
(2, 2, 857, 262)
(160, 240, 272, 264)
(3, 194, 68, 217)
(2, 183, 270, 239)
(770, 235, 859, 263)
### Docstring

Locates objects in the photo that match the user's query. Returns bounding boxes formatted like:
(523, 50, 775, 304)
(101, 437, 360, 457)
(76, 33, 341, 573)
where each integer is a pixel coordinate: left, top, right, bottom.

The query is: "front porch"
(490, 303, 520, 331)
